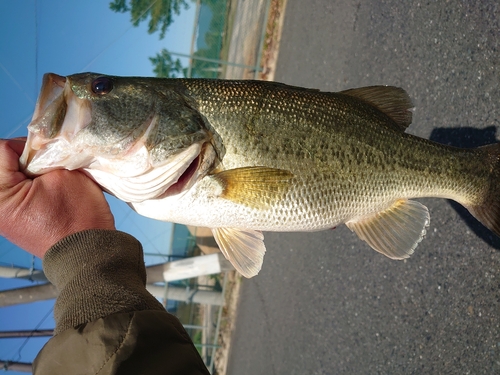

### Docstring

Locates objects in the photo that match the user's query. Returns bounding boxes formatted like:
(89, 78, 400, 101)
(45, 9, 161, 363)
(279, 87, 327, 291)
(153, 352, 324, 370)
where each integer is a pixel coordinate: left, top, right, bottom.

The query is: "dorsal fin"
(340, 86, 413, 131)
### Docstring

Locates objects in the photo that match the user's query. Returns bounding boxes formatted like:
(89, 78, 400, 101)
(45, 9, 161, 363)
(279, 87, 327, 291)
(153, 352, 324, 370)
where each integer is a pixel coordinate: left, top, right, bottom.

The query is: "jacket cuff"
(43, 229, 165, 334)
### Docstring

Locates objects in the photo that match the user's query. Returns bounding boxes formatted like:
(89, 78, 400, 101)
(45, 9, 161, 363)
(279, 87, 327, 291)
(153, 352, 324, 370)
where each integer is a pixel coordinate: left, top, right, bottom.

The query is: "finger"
(0, 140, 23, 171)
(0, 140, 29, 188)
(6, 139, 27, 157)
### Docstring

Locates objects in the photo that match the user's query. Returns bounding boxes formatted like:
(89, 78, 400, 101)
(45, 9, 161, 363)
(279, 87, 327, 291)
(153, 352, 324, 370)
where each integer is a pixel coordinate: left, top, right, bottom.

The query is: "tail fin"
(466, 143, 500, 237)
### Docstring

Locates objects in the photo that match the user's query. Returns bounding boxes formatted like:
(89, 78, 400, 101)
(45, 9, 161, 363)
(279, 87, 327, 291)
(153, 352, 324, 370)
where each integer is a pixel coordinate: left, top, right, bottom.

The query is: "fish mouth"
(20, 73, 93, 175)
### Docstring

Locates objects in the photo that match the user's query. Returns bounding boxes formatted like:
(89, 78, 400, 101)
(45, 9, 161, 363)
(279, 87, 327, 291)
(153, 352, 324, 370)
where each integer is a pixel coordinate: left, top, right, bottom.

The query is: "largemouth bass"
(20, 73, 500, 277)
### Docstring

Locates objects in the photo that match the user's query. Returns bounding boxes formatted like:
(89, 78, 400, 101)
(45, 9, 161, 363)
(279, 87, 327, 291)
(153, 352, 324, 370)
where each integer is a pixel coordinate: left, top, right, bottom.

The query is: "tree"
(149, 49, 188, 78)
(109, 0, 190, 39)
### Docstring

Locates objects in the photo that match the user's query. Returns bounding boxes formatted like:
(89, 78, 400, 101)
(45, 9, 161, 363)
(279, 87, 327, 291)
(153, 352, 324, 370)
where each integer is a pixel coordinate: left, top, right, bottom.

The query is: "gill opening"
(162, 154, 201, 197)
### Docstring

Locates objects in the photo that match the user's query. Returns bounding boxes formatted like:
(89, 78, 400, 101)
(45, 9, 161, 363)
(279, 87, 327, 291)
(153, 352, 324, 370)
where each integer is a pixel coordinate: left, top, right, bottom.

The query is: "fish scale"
(20, 73, 500, 277)
(183, 80, 484, 211)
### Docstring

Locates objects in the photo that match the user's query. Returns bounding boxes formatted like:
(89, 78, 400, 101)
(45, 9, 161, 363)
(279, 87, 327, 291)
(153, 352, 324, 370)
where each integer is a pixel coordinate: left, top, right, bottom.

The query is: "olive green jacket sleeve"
(33, 230, 210, 375)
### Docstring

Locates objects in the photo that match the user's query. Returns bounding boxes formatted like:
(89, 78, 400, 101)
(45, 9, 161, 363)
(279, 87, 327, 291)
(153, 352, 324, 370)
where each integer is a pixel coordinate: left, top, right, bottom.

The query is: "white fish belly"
(129, 175, 391, 232)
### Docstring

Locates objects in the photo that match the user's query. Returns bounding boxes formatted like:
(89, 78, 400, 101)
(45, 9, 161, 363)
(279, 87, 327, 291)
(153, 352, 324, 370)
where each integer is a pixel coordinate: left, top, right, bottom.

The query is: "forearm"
(43, 229, 165, 333)
(35, 229, 210, 374)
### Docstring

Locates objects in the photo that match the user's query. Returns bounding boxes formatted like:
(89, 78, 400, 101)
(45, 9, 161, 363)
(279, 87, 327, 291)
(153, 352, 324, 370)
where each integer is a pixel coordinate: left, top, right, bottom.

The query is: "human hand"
(0, 138, 115, 258)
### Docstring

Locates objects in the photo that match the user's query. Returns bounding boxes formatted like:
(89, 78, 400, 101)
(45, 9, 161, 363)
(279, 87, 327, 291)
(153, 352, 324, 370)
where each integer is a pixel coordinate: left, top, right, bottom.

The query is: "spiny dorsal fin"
(346, 199, 430, 259)
(340, 86, 413, 131)
(212, 166, 294, 209)
(211, 227, 265, 278)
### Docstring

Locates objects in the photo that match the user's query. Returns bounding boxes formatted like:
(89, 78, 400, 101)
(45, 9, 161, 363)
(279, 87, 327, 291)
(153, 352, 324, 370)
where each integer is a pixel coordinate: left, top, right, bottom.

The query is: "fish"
(20, 72, 500, 278)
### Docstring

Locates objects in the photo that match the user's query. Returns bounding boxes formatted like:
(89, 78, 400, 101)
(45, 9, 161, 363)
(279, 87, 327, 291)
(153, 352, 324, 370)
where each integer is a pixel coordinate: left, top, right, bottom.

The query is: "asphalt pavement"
(226, 1, 500, 374)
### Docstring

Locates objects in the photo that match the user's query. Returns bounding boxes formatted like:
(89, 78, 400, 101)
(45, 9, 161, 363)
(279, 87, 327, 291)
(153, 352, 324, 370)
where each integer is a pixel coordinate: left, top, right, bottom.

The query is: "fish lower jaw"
(20, 136, 81, 175)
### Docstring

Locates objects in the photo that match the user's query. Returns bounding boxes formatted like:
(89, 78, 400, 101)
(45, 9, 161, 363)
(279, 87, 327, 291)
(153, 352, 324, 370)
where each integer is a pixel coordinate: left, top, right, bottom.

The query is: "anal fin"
(346, 199, 430, 259)
(211, 227, 266, 278)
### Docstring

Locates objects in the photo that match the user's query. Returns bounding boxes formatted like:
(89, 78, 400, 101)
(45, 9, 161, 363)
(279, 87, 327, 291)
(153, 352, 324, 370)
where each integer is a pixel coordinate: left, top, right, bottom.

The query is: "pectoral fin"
(346, 199, 430, 259)
(212, 166, 294, 209)
(211, 227, 266, 278)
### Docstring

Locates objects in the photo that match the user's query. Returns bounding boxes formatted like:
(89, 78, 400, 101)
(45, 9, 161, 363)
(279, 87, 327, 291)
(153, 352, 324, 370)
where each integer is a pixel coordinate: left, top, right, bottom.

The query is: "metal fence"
(156, 0, 272, 81)
(221, 0, 272, 79)
(165, 241, 230, 373)
(187, 0, 228, 78)
(174, 272, 229, 373)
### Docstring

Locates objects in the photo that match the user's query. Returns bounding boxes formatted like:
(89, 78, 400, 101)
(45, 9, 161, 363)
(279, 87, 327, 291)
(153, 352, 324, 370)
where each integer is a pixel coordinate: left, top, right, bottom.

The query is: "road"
(226, 1, 500, 374)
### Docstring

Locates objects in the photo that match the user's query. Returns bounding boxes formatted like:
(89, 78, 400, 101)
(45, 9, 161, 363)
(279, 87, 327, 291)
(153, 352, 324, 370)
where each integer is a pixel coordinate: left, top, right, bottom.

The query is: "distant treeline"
(110, 0, 229, 78)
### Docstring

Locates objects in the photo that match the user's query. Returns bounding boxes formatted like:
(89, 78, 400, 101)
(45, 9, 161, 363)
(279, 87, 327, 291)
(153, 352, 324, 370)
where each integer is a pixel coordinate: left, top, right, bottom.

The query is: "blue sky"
(0, 0, 196, 372)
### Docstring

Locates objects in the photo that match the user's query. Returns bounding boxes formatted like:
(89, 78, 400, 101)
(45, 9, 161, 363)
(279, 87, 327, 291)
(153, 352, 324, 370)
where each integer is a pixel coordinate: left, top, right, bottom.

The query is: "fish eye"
(91, 77, 113, 95)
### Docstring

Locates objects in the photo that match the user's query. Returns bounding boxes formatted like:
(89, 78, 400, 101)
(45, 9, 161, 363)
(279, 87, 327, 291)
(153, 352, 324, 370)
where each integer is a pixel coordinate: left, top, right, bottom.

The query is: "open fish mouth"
(20, 73, 94, 174)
